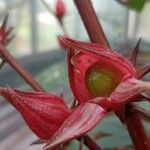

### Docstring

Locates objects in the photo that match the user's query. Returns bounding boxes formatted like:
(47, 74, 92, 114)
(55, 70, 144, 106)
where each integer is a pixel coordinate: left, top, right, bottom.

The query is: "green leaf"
(127, 0, 147, 12)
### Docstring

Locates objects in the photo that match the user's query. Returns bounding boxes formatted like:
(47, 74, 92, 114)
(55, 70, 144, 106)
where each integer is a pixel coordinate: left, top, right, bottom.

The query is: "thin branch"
(0, 44, 45, 92)
(125, 105, 150, 150)
(40, 0, 67, 35)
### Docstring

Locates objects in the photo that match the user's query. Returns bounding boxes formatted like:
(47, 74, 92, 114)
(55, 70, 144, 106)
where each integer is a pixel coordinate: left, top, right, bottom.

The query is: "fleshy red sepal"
(44, 102, 106, 150)
(0, 87, 71, 140)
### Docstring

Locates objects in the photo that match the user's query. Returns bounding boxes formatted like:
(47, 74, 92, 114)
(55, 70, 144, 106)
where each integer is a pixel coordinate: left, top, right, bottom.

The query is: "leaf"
(44, 102, 107, 150)
(127, 0, 147, 12)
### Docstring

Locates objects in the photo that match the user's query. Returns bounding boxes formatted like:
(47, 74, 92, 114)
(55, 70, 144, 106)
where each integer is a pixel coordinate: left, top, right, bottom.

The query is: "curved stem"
(82, 135, 102, 150)
(125, 105, 150, 150)
(0, 44, 45, 92)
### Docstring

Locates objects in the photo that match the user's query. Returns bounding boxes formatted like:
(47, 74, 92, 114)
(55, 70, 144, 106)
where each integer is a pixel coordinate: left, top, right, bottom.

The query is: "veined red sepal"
(0, 87, 71, 140)
(44, 102, 106, 150)
(110, 78, 150, 120)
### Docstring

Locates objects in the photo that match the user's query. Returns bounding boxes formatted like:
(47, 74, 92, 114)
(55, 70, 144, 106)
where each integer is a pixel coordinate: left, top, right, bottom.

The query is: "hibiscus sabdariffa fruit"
(0, 35, 150, 150)
(63, 36, 135, 102)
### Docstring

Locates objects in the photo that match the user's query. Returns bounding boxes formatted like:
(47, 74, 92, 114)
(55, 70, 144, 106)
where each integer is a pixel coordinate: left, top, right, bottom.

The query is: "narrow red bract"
(44, 102, 106, 149)
(0, 15, 13, 46)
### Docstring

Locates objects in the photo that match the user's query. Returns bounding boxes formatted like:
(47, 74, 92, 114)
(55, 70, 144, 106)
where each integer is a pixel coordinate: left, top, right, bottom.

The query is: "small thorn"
(6, 27, 14, 36)
(70, 98, 76, 109)
(139, 94, 150, 101)
(136, 64, 150, 79)
(31, 139, 47, 145)
(128, 38, 141, 66)
(1, 14, 9, 30)
(7, 34, 15, 44)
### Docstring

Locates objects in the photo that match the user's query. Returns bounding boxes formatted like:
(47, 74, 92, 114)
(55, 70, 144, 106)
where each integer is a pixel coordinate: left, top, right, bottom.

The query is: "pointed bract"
(31, 139, 47, 145)
(0, 87, 71, 140)
(1, 14, 9, 30)
(136, 64, 150, 79)
(128, 38, 141, 66)
(44, 102, 106, 150)
(58, 36, 108, 50)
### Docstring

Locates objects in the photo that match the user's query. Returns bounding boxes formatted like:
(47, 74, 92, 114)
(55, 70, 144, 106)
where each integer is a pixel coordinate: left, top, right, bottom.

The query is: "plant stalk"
(82, 135, 102, 150)
(73, 0, 109, 47)
(125, 106, 150, 150)
(0, 44, 45, 92)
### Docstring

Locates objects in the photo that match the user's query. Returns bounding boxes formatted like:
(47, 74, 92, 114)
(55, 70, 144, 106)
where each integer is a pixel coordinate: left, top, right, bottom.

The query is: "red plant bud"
(0, 87, 71, 140)
(55, 0, 66, 20)
(59, 36, 135, 103)
(1, 35, 150, 149)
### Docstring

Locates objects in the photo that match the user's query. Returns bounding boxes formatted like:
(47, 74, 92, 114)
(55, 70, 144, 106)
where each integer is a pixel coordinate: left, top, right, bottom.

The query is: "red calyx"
(0, 87, 71, 140)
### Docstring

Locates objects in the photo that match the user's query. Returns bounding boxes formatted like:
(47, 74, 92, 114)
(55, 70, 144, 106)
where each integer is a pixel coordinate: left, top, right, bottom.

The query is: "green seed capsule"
(86, 69, 119, 97)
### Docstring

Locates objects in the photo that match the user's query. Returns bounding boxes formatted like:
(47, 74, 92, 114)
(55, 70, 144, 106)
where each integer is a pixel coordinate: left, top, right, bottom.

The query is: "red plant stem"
(125, 107, 150, 150)
(0, 45, 45, 92)
(73, 0, 109, 47)
(82, 135, 102, 150)
(74, 0, 150, 149)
